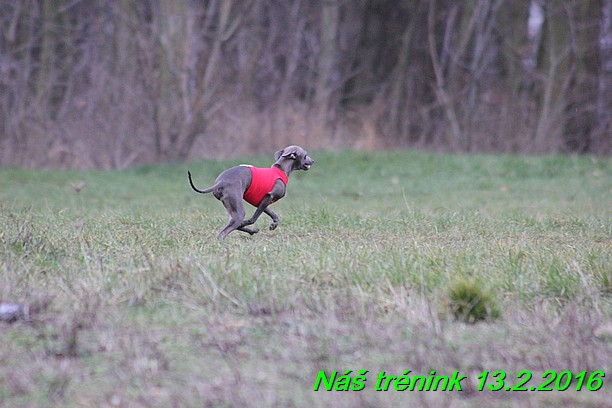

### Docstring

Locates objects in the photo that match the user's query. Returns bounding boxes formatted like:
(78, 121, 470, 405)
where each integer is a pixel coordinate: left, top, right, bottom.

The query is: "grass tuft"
(444, 278, 501, 323)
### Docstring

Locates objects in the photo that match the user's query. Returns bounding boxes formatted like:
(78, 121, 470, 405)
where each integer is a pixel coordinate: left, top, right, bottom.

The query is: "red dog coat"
(242, 165, 289, 207)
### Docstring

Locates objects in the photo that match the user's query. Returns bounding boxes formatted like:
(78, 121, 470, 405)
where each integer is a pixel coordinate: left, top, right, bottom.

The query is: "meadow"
(0, 150, 610, 407)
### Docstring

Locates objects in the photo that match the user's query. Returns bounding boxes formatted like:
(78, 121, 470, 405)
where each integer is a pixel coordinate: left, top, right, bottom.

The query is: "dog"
(188, 145, 314, 239)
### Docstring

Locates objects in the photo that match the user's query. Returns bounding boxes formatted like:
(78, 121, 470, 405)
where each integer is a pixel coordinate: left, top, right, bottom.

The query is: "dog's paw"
(249, 228, 260, 235)
(269, 222, 278, 230)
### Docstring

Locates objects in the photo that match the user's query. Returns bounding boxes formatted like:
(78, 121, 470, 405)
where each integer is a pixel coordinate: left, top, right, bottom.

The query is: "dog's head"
(274, 145, 314, 171)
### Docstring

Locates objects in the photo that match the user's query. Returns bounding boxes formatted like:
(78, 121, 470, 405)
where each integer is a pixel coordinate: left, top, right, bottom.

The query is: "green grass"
(0, 150, 610, 407)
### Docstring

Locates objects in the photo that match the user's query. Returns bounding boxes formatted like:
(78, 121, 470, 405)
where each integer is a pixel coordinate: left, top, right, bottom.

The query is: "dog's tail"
(188, 171, 217, 194)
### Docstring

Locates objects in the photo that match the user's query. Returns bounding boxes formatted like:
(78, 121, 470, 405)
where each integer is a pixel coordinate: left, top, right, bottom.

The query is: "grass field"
(1, 150, 610, 407)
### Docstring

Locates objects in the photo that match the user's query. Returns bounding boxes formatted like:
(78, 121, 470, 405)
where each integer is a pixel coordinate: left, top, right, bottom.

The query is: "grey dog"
(188, 145, 314, 239)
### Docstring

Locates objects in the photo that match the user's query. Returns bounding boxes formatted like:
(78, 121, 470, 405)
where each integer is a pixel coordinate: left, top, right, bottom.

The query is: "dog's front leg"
(264, 208, 280, 230)
(241, 194, 274, 228)
(241, 180, 285, 230)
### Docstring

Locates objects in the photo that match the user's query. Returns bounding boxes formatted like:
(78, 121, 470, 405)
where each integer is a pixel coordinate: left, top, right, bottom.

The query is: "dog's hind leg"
(217, 197, 258, 239)
(217, 198, 244, 239)
(237, 226, 259, 235)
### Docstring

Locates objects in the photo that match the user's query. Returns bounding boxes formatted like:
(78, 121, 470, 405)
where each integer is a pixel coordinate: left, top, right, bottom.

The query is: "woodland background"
(0, 0, 610, 169)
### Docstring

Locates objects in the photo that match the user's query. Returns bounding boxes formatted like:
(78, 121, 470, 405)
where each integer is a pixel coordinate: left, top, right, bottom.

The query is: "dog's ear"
(281, 146, 300, 160)
(274, 149, 284, 161)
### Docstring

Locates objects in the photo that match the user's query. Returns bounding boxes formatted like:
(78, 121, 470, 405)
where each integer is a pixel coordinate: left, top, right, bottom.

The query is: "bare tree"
(0, 0, 608, 169)
(137, 0, 249, 162)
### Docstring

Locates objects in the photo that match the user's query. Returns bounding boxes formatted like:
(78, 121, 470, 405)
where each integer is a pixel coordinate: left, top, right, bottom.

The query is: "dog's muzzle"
(301, 157, 314, 170)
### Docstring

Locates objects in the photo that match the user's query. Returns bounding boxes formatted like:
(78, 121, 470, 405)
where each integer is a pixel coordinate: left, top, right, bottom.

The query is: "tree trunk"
(593, 0, 612, 154)
(316, 0, 340, 117)
(499, 0, 532, 152)
(388, 4, 417, 140)
(427, 0, 463, 150)
(534, 1, 573, 152)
